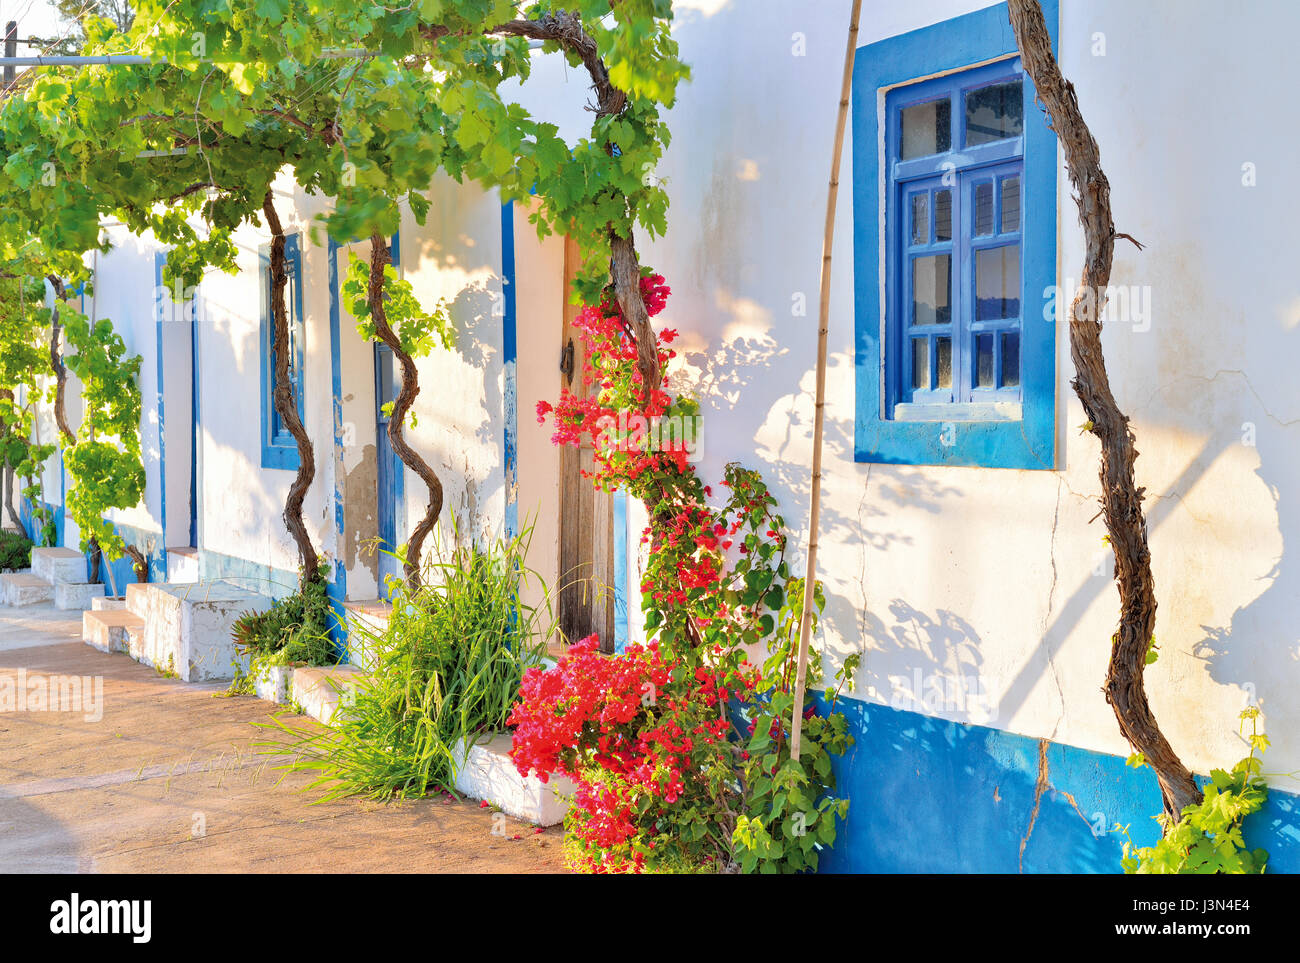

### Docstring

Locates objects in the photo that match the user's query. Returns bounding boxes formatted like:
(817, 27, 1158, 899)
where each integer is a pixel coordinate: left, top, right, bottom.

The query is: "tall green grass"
(263, 518, 554, 801)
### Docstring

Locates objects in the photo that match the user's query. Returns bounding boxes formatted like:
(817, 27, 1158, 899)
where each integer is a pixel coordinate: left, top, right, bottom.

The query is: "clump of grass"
(263, 517, 554, 801)
(0, 529, 33, 572)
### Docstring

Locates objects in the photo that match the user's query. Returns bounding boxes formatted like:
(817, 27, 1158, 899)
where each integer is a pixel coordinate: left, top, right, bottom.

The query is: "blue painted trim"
(259, 234, 305, 471)
(852, 0, 1057, 469)
(20, 495, 63, 548)
(153, 251, 169, 575)
(326, 237, 349, 654)
(500, 201, 518, 538)
(613, 489, 628, 653)
(198, 547, 301, 601)
(390, 231, 404, 561)
(189, 272, 200, 549)
(818, 692, 1300, 873)
(101, 518, 166, 588)
(378, 231, 405, 597)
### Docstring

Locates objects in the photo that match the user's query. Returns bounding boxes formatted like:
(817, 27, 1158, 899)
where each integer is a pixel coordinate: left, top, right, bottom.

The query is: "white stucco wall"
(398, 174, 509, 552)
(21, 0, 1295, 797)
(562, 0, 1298, 792)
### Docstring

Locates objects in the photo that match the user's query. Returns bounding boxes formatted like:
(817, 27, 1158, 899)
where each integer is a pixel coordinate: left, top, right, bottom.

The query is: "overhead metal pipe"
(0, 39, 543, 68)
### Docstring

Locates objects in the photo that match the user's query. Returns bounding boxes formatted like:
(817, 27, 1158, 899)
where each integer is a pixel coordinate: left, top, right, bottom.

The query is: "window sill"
(892, 401, 1022, 423)
(261, 443, 301, 472)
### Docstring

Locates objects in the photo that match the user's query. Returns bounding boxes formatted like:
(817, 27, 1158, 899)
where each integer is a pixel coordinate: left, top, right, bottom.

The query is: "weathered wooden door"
(558, 237, 617, 653)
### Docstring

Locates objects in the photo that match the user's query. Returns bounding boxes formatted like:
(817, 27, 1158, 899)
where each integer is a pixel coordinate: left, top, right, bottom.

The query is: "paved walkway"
(0, 603, 565, 873)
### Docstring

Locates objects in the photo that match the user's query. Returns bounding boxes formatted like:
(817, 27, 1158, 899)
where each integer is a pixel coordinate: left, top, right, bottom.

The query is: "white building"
(10, 0, 1298, 872)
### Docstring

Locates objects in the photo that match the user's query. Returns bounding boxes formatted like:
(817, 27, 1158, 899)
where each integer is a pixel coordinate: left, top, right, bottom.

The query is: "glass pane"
(911, 254, 951, 325)
(974, 182, 994, 236)
(911, 338, 929, 390)
(1001, 175, 1021, 233)
(934, 189, 952, 241)
(1001, 331, 1020, 388)
(975, 245, 1021, 320)
(965, 80, 1023, 146)
(910, 193, 928, 245)
(976, 334, 995, 388)
(936, 337, 952, 389)
(901, 98, 951, 159)
(378, 351, 396, 408)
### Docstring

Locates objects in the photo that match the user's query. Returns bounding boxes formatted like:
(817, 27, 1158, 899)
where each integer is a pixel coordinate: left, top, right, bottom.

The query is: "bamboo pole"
(790, 0, 862, 762)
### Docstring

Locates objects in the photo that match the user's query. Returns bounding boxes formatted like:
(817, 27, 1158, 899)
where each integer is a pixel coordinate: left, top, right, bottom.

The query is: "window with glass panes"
(887, 60, 1026, 420)
(259, 233, 306, 470)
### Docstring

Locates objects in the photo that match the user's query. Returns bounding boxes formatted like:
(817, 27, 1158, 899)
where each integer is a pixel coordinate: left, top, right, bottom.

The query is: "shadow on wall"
(1192, 421, 1298, 790)
(395, 192, 506, 549)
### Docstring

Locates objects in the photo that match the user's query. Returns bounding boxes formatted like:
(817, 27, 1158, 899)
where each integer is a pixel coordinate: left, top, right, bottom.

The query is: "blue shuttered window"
(259, 234, 305, 471)
(889, 61, 1025, 422)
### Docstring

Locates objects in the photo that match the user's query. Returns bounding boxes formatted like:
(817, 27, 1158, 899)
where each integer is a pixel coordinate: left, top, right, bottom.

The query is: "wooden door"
(558, 237, 617, 653)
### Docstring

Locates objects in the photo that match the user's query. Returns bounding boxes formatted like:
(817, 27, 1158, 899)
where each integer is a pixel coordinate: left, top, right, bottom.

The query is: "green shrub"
(264, 519, 554, 800)
(1119, 708, 1270, 874)
(0, 529, 33, 572)
(229, 569, 335, 694)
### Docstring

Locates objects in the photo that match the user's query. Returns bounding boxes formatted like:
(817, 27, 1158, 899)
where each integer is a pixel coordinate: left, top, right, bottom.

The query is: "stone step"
(91, 596, 127, 611)
(166, 547, 199, 584)
(83, 609, 145, 654)
(292, 664, 368, 724)
(249, 663, 294, 705)
(452, 732, 575, 827)
(125, 581, 150, 619)
(125, 580, 272, 682)
(55, 581, 105, 611)
(0, 571, 54, 607)
(342, 600, 392, 672)
(31, 546, 87, 585)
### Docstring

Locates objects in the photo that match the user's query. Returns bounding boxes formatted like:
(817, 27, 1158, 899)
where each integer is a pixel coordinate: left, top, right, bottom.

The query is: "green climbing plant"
(0, 246, 59, 544)
(53, 294, 148, 582)
(1118, 707, 1271, 874)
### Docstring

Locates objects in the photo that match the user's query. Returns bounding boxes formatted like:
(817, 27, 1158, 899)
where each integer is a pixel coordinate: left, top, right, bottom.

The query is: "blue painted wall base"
(818, 696, 1299, 873)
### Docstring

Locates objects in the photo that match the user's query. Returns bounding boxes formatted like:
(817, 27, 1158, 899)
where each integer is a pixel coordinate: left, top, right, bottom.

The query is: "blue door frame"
(374, 343, 404, 595)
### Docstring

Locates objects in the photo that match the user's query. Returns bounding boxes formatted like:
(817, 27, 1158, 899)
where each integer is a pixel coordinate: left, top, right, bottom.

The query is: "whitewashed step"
(452, 732, 575, 827)
(91, 596, 127, 611)
(0, 572, 54, 607)
(251, 663, 294, 705)
(342, 600, 391, 672)
(83, 609, 145, 654)
(124, 580, 272, 682)
(55, 581, 105, 610)
(31, 546, 87, 585)
(166, 547, 199, 584)
(292, 664, 367, 724)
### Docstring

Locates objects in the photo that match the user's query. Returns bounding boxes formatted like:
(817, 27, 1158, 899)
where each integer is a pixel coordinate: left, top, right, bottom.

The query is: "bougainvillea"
(516, 277, 857, 873)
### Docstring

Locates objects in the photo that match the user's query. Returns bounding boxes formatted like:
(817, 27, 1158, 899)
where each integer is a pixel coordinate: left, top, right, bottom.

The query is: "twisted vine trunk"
(45, 276, 75, 447)
(0, 388, 23, 531)
(367, 234, 442, 588)
(480, 12, 660, 394)
(1009, 0, 1201, 822)
(44, 276, 108, 579)
(262, 191, 321, 588)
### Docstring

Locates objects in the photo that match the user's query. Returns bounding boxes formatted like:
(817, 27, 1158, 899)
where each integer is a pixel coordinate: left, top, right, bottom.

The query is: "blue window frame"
(259, 233, 305, 470)
(853, 1, 1058, 469)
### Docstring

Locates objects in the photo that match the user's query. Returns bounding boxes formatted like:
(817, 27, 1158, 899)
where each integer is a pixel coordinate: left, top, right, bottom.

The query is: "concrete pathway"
(0, 603, 565, 873)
